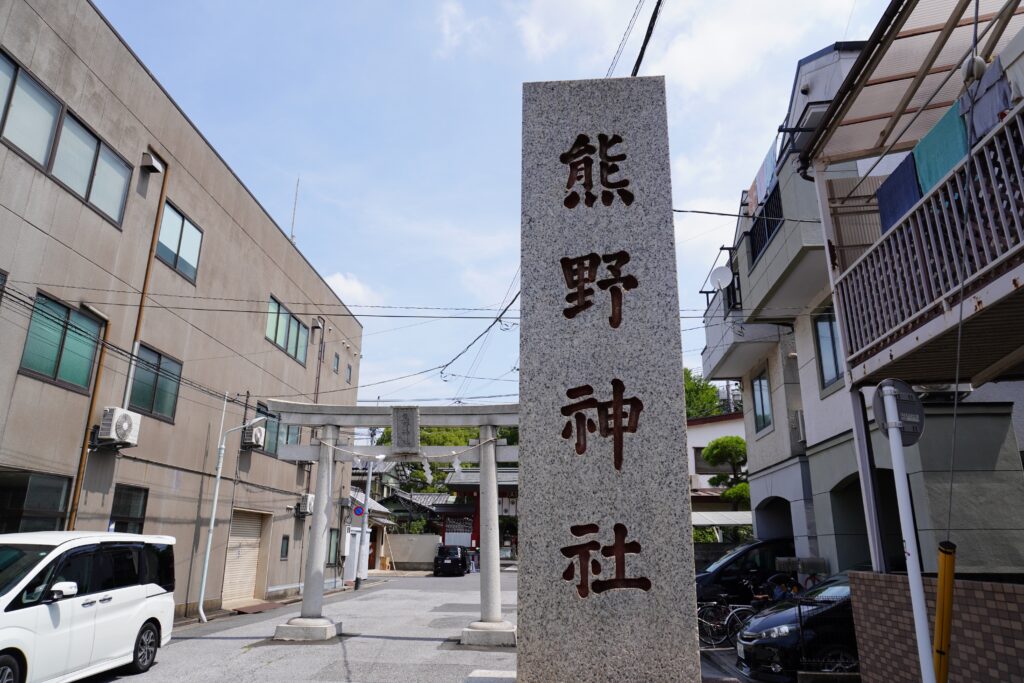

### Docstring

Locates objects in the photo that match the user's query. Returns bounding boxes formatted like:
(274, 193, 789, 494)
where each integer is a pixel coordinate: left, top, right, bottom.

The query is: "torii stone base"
(461, 620, 517, 647)
(273, 617, 341, 641)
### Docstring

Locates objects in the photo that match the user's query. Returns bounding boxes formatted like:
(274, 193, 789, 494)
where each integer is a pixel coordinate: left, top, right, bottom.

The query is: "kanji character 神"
(560, 379, 644, 470)
(559, 133, 635, 209)
(560, 523, 651, 598)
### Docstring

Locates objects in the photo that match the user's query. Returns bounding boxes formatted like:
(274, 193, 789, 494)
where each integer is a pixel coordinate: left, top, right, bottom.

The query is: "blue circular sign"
(354, 505, 365, 516)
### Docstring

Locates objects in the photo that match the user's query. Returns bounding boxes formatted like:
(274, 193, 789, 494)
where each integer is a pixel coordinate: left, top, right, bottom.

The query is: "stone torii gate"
(270, 401, 518, 647)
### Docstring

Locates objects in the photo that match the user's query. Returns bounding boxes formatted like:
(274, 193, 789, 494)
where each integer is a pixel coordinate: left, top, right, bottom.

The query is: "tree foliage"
(721, 482, 750, 509)
(702, 435, 749, 510)
(684, 368, 722, 419)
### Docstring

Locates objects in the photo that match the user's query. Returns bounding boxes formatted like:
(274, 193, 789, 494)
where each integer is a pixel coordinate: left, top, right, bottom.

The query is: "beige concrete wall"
(386, 534, 442, 570)
(741, 336, 804, 476)
(0, 0, 361, 615)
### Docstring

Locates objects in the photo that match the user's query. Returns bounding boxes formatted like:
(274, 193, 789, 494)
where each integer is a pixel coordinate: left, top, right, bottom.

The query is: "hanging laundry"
(876, 153, 922, 233)
(958, 56, 1011, 142)
(912, 105, 968, 193)
(1000, 26, 1024, 101)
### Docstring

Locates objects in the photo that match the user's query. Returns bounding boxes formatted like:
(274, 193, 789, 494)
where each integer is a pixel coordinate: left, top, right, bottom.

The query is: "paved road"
(83, 574, 749, 682)
(89, 573, 517, 683)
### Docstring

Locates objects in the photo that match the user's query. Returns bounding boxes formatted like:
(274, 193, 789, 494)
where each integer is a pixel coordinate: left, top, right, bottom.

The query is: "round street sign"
(872, 378, 926, 447)
(353, 506, 365, 517)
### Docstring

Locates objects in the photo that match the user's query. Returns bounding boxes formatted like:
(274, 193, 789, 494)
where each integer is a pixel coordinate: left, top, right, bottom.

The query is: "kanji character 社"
(560, 523, 602, 598)
(592, 523, 652, 594)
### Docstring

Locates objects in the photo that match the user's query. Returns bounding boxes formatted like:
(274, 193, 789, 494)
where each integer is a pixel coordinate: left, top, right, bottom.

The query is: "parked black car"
(735, 573, 858, 682)
(695, 538, 796, 604)
(433, 545, 470, 576)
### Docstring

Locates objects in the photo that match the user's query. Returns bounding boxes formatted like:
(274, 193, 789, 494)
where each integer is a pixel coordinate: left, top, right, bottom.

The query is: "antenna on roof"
(289, 175, 300, 243)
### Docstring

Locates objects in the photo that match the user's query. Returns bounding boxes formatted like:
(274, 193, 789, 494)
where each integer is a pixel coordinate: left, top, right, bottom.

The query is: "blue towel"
(913, 105, 968, 192)
(877, 153, 922, 233)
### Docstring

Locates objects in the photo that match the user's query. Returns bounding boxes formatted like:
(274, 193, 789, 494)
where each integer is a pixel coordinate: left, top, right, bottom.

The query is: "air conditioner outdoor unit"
(241, 425, 266, 450)
(98, 407, 141, 447)
(295, 493, 314, 517)
(689, 473, 703, 490)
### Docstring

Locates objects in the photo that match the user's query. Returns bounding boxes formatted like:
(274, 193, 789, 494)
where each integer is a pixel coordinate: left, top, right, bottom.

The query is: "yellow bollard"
(933, 541, 957, 683)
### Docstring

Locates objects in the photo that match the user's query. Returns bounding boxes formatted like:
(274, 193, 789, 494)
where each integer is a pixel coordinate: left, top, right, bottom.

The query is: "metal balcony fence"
(835, 101, 1024, 366)
(748, 185, 784, 267)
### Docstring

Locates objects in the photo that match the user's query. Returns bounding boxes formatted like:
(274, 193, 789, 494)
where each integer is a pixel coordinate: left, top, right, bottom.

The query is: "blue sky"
(94, 0, 888, 409)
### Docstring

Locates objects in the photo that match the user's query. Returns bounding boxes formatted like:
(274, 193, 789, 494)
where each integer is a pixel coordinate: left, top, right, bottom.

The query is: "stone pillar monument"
(518, 77, 700, 681)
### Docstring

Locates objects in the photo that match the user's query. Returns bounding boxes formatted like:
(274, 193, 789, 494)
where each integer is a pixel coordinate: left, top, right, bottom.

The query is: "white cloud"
(325, 272, 385, 306)
(513, 0, 633, 66)
(437, 1, 490, 56)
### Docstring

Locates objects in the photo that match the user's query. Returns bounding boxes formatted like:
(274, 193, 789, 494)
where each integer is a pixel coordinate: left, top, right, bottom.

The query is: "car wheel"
(127, 622, 160, 674)
(0, 654, 20, 683)
(433, 570, 439, 576)
(815, 645, 858, 673)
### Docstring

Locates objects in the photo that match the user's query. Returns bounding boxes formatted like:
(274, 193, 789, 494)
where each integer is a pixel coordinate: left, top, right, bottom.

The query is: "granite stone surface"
(392, 405, 420, 454)
(518, 76, 700, 682)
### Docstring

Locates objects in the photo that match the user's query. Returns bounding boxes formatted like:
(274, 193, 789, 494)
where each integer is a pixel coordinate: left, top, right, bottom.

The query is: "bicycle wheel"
(697, 603, 732, 647)
(724, 606, 755, 645)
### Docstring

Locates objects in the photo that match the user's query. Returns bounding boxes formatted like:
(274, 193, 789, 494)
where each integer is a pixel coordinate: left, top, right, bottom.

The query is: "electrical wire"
(631, 0, 664, 77)
(607, 0, 646, 77)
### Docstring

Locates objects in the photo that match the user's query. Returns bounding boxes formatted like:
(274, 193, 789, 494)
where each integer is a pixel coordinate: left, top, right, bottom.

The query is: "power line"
(607, 0, 646, 77)
(631, 0, 664, 77)
(674, 208, 821, 224)
(358, 393, 518, 404)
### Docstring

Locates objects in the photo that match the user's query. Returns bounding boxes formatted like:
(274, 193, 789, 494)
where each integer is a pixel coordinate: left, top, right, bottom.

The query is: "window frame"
(345, 364, 352, 384)
(332, 353, 340, 374)
(256, 403, 282, 456)
(327, 528, 340, 567)
(154, 200, 204, 284)
(280, 535, 289, 560)
(0, 50, 133, 229)
(752, 369, 773, 433)
(127, 342, 183, 423)
(17, 291, 103, 395)
(264, 295, 309, 366)
(108, 484, 149, 534)
(813, 306, 844, 392)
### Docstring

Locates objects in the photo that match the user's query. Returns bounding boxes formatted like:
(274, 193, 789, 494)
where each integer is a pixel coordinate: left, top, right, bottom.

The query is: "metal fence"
(749, 185, 785, 266)
(835, 101, 1024, 366)
(796, 595, 859, 675)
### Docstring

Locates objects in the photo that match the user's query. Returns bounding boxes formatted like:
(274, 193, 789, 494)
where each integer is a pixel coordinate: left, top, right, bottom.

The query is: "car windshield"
(703, 541, 757, 573)
(0, 544, 53, 595)
(438, 547, 461, 557)
(804, 575, 850, 601)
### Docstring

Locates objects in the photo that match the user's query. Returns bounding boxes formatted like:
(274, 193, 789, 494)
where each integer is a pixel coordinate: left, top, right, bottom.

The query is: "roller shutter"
(221, 510, 263, 604)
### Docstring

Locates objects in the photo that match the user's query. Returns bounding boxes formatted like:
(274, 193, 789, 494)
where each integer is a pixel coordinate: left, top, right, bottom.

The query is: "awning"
(691, 511, 753, 527)
(809, 0, 1024, 164)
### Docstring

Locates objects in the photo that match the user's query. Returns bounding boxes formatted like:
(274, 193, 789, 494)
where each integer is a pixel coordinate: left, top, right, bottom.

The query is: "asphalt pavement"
(83, 573, 750, 682)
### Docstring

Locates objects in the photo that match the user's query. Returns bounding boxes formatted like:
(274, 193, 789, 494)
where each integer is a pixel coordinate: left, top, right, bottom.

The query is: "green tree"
(701, 435, 749, 511)
(684, 368, 722, 418)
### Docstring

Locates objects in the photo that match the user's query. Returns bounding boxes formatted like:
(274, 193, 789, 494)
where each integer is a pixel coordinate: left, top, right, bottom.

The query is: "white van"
(0, 531, 176, 683)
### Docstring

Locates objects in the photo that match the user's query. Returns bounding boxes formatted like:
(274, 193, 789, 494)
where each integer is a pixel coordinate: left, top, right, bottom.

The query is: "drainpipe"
(67, 304, 110, 530)
(123, 151, 170, 408)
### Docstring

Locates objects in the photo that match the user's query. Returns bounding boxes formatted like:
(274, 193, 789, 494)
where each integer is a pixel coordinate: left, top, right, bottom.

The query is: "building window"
(2, 68, 59, 166)
(814, 307, 842, 389)
(108, 484, 148, 534)
(327, 528, 340, 567)
(257, 403, 282, 455)
(332, 353, 340, 374)
(265, 297, 308, 364)
(129, 345, 182, 421)
(345, 364, 352, 384)
(0, 469, 71, 532)
(156, 203, 203, 282)
(51, 114, 131, 222)
(19, 294, 101, 391)
(0, 53, 131, 224)
(0, 271, 6, 304)
(752, 370, 772, 432)
(280, 535, 290, 560)
(285, 425, 301, 445)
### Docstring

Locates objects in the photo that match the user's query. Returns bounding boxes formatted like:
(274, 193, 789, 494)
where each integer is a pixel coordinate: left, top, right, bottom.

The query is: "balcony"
(702, 287, 785, 381)
(835, 101, 1024, 386)
(737, 163, 830, 321)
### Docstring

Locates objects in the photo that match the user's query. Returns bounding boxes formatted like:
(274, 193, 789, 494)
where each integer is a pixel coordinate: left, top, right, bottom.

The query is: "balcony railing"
(835, 101, 1024, 367)
(748, 185, 784, 266)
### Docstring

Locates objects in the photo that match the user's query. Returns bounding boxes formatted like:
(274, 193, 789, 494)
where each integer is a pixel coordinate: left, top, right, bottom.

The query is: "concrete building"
(0, 0, 361, 616)
(701, 38, 1024, 576)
